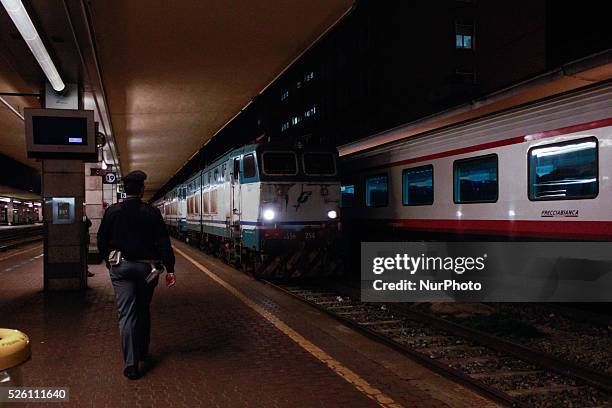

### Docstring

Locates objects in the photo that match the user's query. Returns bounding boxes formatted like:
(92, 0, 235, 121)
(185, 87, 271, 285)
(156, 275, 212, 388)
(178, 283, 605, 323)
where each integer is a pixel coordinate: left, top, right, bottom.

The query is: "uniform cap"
(123, 170, 147, 184)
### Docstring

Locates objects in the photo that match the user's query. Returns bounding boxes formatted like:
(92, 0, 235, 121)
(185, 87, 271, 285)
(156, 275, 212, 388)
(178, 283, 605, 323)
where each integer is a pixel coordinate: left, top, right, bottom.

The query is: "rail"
(0, 225, 43, 251)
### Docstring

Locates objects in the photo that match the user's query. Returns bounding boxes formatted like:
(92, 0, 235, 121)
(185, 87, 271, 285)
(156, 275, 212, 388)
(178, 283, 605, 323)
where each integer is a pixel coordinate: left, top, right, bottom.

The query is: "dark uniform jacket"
(97, 197, 175, 273)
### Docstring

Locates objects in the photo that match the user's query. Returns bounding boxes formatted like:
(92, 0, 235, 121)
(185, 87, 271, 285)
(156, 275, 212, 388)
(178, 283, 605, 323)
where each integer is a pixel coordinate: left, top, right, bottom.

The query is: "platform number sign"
(103, 172, 117, 184)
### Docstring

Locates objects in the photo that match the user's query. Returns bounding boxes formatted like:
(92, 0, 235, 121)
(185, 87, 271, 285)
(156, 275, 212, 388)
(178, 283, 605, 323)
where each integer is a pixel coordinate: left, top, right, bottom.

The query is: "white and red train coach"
(339, 83, 612, 241)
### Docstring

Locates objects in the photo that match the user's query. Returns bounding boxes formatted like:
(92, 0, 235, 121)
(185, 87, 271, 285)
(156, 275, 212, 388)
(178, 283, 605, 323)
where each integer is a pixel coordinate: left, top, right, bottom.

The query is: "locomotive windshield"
(262, 152, 298, 175)
(303, 152, 336, 175)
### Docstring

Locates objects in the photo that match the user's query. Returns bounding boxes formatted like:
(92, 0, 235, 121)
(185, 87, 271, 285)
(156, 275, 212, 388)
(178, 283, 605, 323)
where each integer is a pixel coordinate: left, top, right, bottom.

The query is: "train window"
(340, 184, 355, 208)
(402, 165, 433, 205)
(233, 158, 240, 181)
(365, 174, 388, 207)
(453, 154, 498, 203)
(262, 152, 298, 175)
(528, 137, 598, 201)
(303, 152, 336, 175)
(243, 154, 257, 179)
(214, 168, 220, 183)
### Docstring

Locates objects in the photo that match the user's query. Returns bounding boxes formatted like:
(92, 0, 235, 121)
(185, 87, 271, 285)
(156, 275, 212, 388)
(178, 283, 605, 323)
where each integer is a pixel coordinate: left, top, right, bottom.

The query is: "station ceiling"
(89, 0, 353, 197)
(0, 0, 353, 199)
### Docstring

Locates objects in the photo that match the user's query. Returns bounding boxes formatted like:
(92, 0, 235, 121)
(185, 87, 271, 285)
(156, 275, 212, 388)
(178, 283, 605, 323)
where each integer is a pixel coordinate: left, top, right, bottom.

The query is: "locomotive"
(339, 82, 612, 241)
(154, 141, 341, 277)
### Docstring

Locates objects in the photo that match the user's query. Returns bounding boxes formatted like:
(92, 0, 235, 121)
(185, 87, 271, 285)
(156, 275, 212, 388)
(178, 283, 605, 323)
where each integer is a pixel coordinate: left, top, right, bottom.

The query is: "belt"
(121, 257, 161, 265)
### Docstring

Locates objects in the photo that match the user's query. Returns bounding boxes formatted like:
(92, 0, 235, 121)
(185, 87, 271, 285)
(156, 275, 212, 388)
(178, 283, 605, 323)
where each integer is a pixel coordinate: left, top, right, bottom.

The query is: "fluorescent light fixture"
(1, 0, 65, 91)
(0, 96, 24, 120)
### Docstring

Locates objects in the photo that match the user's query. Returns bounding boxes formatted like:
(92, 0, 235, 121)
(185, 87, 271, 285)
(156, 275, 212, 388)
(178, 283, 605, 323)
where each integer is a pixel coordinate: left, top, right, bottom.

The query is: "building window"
(455, 23, 474, 49)
(455, 69, 476, 84)
(304, 105, 317, 118)
(365, 174, 388, 207)
(291, 115, 302, 125)
(296, 80, 302, 89)
(281, 121, 290, 132)
(454, 154, 498, 203)
(528, 138, 598, 201)
(402, 165, 434, 206)
(304, 71, 314, 82)
(340, 184, 355, 208)
(281, 90, 289, 101)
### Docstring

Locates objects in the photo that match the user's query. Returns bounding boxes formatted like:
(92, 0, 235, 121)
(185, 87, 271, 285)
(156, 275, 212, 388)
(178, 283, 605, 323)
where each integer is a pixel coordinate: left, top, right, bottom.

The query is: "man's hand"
(166, 272, 176, 288)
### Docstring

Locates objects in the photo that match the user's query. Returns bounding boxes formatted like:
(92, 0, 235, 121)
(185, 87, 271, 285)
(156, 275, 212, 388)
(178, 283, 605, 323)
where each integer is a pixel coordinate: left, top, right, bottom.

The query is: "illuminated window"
(281, 121, 290, 132)
(454, 155, 498, 203)
(340, 184, 355, 208)
(281, 90, 289, 101)
(528, 138, 598, 200)
(291, 115, 302, 125)
(402, 165, 434, 205)
(455, 23, 474, 49)
(365, 174, 388, 207)
(304, 105, 317, 118)
(304, 71, 314, 82)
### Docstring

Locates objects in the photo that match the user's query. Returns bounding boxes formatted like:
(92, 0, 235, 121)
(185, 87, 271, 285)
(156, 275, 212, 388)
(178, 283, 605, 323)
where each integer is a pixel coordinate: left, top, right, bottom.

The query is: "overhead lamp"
(1, 0, 65, 92)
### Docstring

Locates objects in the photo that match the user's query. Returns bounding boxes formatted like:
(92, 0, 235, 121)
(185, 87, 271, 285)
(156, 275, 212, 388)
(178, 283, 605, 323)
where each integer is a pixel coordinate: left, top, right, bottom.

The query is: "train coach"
(339, 82, 612, 241)
(154, 141, 342, 277)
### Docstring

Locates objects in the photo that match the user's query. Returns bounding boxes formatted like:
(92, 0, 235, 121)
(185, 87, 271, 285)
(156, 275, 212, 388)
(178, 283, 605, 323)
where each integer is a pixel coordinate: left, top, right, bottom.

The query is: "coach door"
(231, 157, 241, 235)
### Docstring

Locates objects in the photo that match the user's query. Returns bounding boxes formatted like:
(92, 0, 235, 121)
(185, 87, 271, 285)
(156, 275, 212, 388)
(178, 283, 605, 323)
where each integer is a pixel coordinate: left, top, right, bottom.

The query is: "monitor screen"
(32, 116, 88, 146)
(25, 108, 96, 161)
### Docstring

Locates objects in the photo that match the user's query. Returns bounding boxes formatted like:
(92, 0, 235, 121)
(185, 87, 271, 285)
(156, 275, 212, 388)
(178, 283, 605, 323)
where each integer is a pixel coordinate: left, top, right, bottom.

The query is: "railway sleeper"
(506, 384, 583, 397)
(470, 370, 543, 380)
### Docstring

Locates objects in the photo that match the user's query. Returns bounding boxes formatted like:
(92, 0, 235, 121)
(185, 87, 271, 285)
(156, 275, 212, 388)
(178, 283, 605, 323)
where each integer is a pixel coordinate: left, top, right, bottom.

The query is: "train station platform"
(0, 240, 496, 408)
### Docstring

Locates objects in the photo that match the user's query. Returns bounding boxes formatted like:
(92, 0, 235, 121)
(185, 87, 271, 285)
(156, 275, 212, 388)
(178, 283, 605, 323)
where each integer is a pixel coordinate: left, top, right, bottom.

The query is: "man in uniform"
(97, 170, 176, 380)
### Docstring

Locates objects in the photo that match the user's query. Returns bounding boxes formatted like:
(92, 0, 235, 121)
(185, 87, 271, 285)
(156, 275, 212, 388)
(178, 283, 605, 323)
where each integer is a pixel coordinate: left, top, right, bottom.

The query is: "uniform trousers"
(109, 260, 159, 367)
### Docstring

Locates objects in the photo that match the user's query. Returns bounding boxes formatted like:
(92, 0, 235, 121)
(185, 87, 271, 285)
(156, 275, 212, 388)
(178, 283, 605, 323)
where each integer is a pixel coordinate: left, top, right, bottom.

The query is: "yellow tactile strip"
(174, 246, 403, 408)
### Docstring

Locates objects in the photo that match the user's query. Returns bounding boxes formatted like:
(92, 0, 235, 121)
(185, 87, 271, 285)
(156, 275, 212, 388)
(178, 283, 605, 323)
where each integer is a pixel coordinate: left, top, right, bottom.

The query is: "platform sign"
(103, 172, 117, 184)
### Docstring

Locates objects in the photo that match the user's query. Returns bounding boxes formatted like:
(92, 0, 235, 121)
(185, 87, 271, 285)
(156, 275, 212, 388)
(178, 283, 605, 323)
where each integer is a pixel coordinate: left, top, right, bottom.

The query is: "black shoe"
(123, 365, 140, 380)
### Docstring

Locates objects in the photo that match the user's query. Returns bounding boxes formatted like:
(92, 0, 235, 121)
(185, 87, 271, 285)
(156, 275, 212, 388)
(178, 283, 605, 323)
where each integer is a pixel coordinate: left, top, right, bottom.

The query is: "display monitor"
(25, 108, 97, 161)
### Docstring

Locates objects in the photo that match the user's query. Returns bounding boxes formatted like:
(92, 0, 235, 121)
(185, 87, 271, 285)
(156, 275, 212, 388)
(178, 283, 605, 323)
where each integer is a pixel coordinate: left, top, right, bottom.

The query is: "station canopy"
(0, 0, 353, 199)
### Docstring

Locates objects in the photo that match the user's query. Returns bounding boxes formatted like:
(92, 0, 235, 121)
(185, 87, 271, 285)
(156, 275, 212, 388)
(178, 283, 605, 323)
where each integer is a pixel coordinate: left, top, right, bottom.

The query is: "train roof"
(166, 140, 339, 198)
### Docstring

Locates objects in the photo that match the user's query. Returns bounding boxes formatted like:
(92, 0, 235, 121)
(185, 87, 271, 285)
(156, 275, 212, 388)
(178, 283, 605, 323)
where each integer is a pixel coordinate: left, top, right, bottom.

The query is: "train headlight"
(327, 210, 337, 219)
(263, 209, 276, 221)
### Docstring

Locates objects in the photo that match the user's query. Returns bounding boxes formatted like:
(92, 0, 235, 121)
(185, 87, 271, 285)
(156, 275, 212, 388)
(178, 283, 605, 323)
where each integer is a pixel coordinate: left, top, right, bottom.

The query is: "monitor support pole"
(41, 83, 87, 291)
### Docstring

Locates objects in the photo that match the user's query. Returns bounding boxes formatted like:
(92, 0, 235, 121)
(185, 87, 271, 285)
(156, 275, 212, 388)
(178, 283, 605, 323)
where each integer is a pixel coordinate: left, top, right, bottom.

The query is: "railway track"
(0, 225, 43, 251)
(263, 280, 612, 408)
